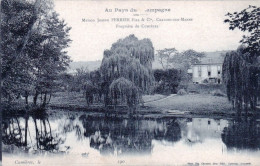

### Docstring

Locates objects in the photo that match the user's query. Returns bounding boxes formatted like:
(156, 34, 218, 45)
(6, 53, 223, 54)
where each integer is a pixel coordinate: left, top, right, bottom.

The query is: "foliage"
(156, 48, 205, 70)
(156, 49, 204, 91)
(170, 50, 205, 70)
(156, 48, 177, 70)
(1, 0, 71, 108)
(59, 68, 102, 106)
(100, 34, 155, 108)
(29, 11, 71, 107)
(224, 5, 260, 57)
(109, 77, 140, 108)
(177, 89, 187, 95)
(222, 119, 260, 150)
(84, 83, 98, 106)
(84, 70, 102, 106)
(73, 67, 90, 92)
(59, 73, 74, 91)
(153, 68, 181, 94)
(211, 89, 226, 97)
(1, 0, 38, 102)
(223, 6, 260, 112)
(187, 83, 225, 94)
(222, 48, 258, 112)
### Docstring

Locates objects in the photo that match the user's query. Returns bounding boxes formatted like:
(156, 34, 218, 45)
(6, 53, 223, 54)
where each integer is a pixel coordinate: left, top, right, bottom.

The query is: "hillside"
(68, 60, 101, 73)
(68, 51, 229, 72)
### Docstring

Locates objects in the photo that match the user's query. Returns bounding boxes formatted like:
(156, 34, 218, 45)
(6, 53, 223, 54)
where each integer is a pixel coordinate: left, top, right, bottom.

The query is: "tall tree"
(27, 11, 71, 107)
(156, 48, 177, 70)
(222, 47, 258, 112)
(1, 0, 71, 108)
(153, 68, 181, 94)
(100, 34, 155, 109)
(1, 0, 40, 102)
(170, 49, 205, 70)
(224, 5, 260, 59)
(223, 5, 259, 112)
(170, 49, 205, 89)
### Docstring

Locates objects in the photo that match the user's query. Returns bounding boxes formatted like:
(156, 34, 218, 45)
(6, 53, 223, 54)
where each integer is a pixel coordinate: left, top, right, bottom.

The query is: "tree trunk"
(232, 100, 235, 109)
(250, 97, 256, 110)
(24, 114, 29, 146)
(47, 93, 52, 105)
(235, 99, 241, 116)
(34, 118, 39, 148)
(15, 118, 23, 143)
(104, 93, 110, 107)
(25, 91, 29, 106)
(33, 91, 39, 106)
(244, 99, 248, 116)
(42, 92, 47, 108)
(86, 92, 90, 107)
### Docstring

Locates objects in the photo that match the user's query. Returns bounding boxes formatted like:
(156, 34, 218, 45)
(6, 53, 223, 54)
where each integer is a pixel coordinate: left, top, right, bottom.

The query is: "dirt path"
(144, 94, 177, 104)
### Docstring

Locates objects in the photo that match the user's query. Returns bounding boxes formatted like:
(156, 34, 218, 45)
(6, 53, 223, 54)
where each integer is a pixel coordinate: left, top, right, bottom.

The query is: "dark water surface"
(2, 111, 260, 165)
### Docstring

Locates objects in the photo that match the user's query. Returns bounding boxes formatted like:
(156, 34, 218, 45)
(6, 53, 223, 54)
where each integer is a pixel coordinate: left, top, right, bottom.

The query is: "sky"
(54, 1, 259, 62)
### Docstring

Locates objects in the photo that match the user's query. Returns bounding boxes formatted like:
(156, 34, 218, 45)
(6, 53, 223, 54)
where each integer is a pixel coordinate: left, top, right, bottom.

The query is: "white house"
(188, 53, 225, 84)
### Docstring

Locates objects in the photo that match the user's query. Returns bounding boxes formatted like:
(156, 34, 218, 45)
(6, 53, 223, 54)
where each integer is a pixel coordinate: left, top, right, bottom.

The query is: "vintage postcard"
(1, 0, 260, 166)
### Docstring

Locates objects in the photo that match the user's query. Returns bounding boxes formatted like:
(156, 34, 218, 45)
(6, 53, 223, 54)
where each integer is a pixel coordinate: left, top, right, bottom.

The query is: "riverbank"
(48, 92, 259, 117)
(3, 92, 259, 118)
(144, 93, 234, 114)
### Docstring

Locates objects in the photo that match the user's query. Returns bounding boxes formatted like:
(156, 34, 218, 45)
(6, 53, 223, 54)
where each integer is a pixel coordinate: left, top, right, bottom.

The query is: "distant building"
(188, 52, 225, 84)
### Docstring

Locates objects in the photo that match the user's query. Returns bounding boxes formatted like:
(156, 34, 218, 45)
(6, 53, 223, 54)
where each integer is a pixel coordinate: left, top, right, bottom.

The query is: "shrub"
(177, 89, 187, 95)
(202, 79, 209, 84)
(211, 89, 226, 97)
(109, 77, 140, 107)
(153, 68, 181, 94)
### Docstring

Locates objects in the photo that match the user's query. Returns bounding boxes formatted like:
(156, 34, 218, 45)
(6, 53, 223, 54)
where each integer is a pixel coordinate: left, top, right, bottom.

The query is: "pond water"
(2, 111, 260, 166)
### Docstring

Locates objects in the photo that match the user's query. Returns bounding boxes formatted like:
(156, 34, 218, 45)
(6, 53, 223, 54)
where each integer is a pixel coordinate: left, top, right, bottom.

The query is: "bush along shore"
(3, 90, 259, 119)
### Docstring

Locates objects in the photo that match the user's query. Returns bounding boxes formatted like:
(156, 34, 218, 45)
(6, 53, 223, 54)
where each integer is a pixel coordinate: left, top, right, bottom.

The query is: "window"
(207, 66, 211, 77)
(217, 66, 221, 75)
(198, 66, 201, 77)
(218, 79, 221, 84)
(207, 65, 211, 72)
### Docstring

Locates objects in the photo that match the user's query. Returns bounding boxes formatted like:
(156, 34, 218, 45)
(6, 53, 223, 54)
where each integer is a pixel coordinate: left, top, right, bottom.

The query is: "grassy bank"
(50, 91, 90, 107)
(49, 92, 235, 115)
(4, 91, 258, 118)
(187, 83, 226, 94)
(144, 93, 234, 115)
(50, 92, 255, 116)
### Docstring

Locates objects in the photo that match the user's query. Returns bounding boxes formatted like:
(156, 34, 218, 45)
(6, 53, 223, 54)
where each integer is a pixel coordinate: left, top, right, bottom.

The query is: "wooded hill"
(68, 50, 229, 72)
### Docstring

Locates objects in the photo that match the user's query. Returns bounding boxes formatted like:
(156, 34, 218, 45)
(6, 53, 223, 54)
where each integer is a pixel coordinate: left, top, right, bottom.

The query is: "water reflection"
(79, 116, 181, 155)
(221, 118, 260, 151)
(2, 116, 27, 148)
(153, 119, 181, 142)
(2, 112, 260, 158)
(183, 118, 228, 144)
(2, 114, 65, 154)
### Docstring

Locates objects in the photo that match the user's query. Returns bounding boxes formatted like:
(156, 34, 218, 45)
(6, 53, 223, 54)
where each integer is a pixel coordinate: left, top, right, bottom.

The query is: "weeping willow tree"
(222, 46, 259, 114)
(223, 6, 260, 114)
(100, 34, 155, 109)
(109, 77, 140, 109)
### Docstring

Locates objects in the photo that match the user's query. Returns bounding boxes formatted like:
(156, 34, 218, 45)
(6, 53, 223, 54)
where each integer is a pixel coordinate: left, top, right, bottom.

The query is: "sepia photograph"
(0, 0, 260, 166)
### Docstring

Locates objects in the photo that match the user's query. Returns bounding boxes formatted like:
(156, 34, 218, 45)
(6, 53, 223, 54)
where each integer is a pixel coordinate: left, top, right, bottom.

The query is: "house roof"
(193, 51, 226, 65)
